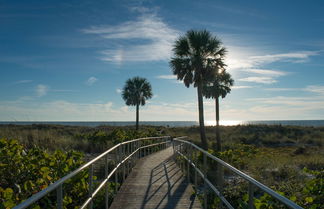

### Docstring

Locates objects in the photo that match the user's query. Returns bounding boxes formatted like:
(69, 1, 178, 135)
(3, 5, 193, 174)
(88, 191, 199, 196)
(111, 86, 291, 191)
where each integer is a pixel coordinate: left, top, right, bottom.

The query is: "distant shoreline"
(1, 120, 324, 127)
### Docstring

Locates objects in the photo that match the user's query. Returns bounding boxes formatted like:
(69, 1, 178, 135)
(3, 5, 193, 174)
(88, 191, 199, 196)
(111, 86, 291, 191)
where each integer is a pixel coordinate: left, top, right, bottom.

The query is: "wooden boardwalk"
(110, 147, 202, 209)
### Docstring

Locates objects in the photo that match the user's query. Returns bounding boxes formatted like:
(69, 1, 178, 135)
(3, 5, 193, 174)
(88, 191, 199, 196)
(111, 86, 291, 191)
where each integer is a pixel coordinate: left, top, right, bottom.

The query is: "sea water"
(0, 120, 324, 127)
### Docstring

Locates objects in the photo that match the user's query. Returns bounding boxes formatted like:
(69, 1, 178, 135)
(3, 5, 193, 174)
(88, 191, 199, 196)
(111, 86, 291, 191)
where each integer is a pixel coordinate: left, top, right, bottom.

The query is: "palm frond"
(202, 71, 234, 99)
(170, 29, 229, 88)
(122, 77, 153, 106)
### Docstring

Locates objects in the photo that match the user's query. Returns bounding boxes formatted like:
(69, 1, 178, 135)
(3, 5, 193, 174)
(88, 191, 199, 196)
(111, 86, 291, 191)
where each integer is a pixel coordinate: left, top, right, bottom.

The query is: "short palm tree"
(122, 77, 153, 130)
(170, 29, 226, 149)
(203, 71, 234, 151)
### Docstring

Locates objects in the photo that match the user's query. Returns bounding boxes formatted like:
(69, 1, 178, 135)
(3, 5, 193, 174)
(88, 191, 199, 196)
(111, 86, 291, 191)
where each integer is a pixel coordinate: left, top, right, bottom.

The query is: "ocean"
(0, 120, 324, 127)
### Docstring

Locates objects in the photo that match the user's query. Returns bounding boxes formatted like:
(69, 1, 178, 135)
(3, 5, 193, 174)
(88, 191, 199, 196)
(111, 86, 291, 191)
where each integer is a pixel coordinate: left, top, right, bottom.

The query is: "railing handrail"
(13, 136, 171, 209)
(173, 137, 303, 209)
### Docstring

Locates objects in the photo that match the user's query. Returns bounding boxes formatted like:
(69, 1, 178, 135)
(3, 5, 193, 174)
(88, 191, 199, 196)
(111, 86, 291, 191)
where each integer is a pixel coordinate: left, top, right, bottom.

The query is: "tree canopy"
(122, 77, 153, 106)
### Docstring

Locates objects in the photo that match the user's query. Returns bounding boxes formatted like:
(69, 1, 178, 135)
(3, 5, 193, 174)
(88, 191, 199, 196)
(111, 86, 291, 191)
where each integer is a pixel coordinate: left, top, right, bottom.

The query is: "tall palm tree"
(122, 77, 153, 130)
(203, 71, 234, 151)
(170, 30, 226, 149)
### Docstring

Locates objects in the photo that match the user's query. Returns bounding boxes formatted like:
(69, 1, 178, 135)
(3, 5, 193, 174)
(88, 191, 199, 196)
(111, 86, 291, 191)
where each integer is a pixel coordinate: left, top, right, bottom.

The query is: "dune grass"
(0, 124, 163, 153)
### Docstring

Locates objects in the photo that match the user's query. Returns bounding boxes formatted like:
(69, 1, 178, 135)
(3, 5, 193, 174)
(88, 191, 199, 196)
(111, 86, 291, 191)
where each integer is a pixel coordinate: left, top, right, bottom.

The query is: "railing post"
(187, 144, 190, 183)
(133, 142, 135, 161)
(129, 143, 132, 172)
(192, 147, 198, 197)
(132, 142, 135, 168)
(115, 146, 118, 193)
(178, 142, 181, 168)
(56, 184, 63, 209)
(139, 141, 141, 158)
(144, 145, 147, 156)
(136, 141, 139, 159)
(129, 141, 133, 164)
(172, 139, 175, 154)
(128, 143, 130, 173)
(248, 183, 254, 209)
(105, 154, 109, 209)
(139, 144, 142, 158)
(203, 152, 207, 209)
(89, 164, 94, 209)
(179, 142, 182, 170)
(194, 152, 198, 195)
(123, 144, 126, 182)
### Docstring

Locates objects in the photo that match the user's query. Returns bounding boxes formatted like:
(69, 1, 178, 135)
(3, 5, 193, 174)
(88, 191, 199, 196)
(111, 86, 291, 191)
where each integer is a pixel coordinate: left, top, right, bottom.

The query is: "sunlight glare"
(205, 120, 241, 126)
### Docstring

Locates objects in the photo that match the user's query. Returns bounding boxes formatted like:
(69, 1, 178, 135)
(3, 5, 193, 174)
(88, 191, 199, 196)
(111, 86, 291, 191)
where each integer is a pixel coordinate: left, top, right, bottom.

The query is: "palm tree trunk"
(215, 96, 224, 193)
(197, 83, 208, 149)
(136, 104, 139, 130)
(215, 96, 221, 151)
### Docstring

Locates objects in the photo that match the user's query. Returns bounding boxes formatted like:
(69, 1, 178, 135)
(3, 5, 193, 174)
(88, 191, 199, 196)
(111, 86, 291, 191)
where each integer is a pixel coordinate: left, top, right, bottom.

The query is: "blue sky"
(1, 0, 324, 122)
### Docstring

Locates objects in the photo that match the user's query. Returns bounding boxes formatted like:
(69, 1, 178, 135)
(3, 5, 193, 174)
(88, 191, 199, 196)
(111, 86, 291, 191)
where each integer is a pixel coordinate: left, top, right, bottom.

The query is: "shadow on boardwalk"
(110, 147, 202, 209)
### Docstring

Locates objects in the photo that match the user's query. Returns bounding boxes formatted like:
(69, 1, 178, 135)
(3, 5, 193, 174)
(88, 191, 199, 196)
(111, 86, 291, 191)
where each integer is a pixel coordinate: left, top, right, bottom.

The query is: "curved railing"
(13, 136, 171, 209)
(172, 137, 303, 209)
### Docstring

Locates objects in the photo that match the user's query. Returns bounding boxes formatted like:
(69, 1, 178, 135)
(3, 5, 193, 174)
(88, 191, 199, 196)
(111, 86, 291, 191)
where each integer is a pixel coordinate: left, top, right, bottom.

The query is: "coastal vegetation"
(0, 124, 323, 208)
(122, 77, 153, 130)
(170, 125, 324, 208)
(0, 124, 160, 153)
(0, 138, 89, 208)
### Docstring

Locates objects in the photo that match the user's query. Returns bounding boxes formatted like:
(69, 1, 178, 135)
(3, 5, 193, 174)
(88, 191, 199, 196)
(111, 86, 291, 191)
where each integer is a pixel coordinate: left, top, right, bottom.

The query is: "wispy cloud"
(156, 74, 182, 84)
(242, 69, 287, 76)
(232, 85, 253, 89)
(264, 85, 324, 94)
(238, 68, 288, 84)
(14, 80, 33, 84)
(238, 76, 277, 84)
(51, 89, 76, 93)
(156, 75, 177, 80)
(36, 84, 49, 97)
(86, 76, 98, 86)
(264, 88, 300, 91)
(246, 96, 324, 109)
(304, 85, 324, 94)
(227, 51, 318, 70)
(82, 10, 179, 63)
(116, 88, 122, 94)
(226, 50, 316, 85)
(249, 51, 318, 64)
(1, 96, 323, 121)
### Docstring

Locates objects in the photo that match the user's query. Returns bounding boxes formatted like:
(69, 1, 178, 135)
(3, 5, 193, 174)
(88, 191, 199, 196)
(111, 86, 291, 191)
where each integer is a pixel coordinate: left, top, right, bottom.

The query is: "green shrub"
(0, 138, 89, 208)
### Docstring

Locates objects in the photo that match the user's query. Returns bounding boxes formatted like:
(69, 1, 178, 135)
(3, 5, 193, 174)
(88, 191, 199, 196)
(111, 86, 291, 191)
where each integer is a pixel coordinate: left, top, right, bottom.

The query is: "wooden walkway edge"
(109, 147, 202, 209)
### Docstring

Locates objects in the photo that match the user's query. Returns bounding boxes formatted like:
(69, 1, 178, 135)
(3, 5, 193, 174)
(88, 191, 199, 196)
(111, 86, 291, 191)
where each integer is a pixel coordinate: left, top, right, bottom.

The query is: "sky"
(1, 0, 324, 122)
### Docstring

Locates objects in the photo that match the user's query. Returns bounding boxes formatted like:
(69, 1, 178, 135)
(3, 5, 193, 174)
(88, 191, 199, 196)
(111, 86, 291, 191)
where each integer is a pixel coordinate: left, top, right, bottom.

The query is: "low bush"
(0, 138, 101, 209)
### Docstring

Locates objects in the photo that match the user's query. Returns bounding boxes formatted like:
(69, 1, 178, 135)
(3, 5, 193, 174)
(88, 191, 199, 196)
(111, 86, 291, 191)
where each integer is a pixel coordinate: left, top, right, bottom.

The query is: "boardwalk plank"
(110, 147, 202, 209)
